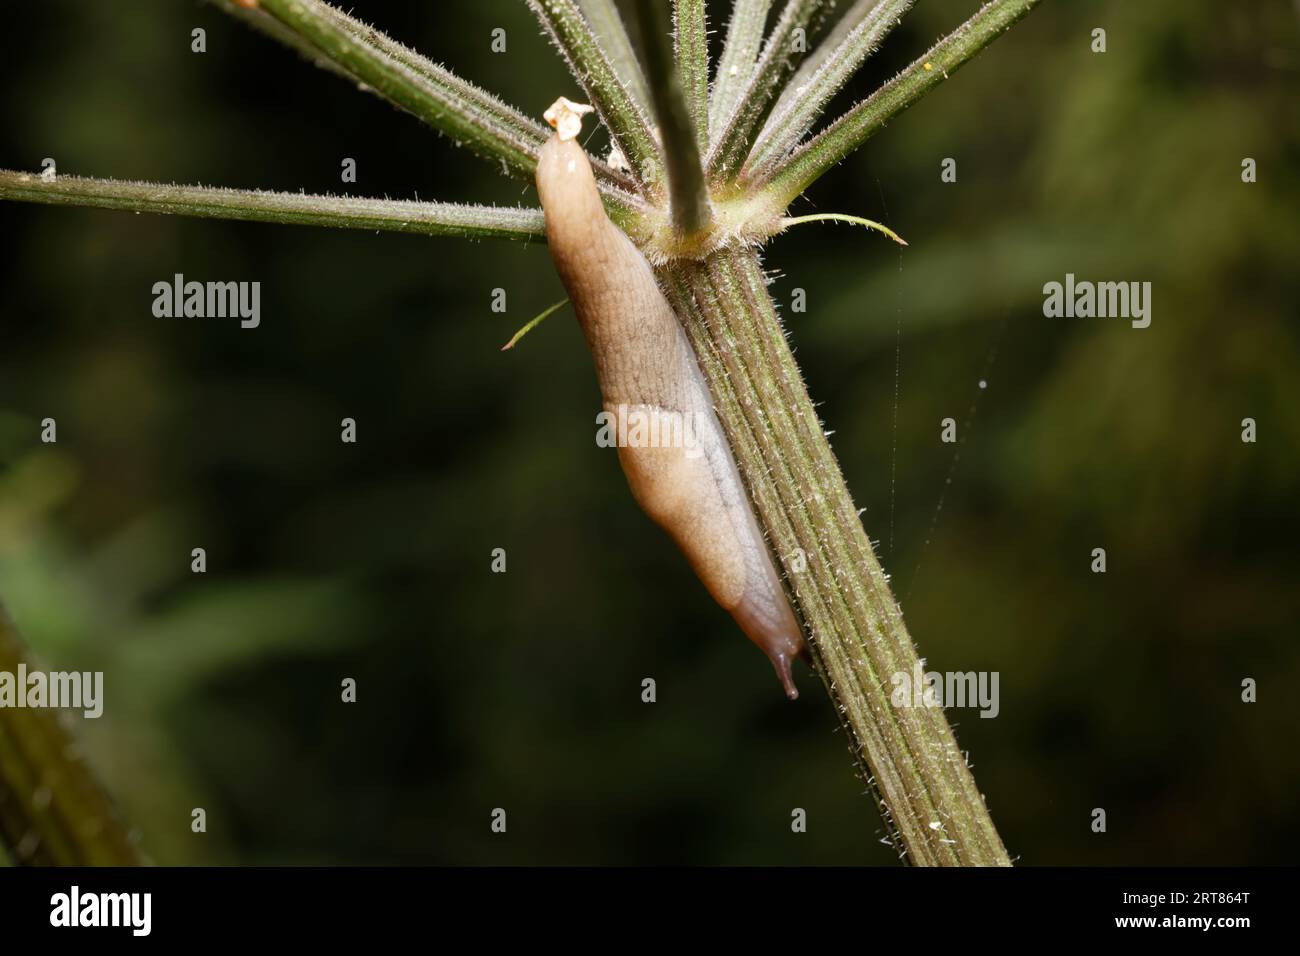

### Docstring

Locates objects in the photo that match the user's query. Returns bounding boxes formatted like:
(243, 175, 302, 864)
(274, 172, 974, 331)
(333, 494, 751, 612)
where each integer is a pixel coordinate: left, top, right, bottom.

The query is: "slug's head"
(538, 97, 782, 263)
(536, 101, 609, 263)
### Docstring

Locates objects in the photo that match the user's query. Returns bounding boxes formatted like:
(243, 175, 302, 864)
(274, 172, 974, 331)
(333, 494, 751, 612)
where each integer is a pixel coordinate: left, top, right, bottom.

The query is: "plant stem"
(0, 605, 144, 866)
(672, 0, 711, 148)
(211, 0, 358, 85)
(634, 1, 712, 238)
(749, 0, 914, 177)
(707, 0, 825, 179)
(710, 0, 773, 139)
(308, 0, 635, 195)
(783, 0, 881, 90)
(577, 0, 654, 114)
(0, 170, 547, 242)
(754, 0, 1042, 204)
(219, 0, 617, 185)
(780, 211, 907, 246)
(218, 0, 659, 225)
(253, 0, 540, 179)
(660, 246, 1010, 866)
(527, 0, 662, 185)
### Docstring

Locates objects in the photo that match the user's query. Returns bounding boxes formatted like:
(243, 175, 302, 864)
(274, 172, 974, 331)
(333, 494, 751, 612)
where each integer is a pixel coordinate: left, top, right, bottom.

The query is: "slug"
(536, 98, 805, 699)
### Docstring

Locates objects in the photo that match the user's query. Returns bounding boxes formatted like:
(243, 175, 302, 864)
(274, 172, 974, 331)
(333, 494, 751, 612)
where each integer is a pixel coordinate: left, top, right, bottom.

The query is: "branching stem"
(753, 0, 1043, 205)
(662, 248, 1011, 866)
(0, 170, 547, 242)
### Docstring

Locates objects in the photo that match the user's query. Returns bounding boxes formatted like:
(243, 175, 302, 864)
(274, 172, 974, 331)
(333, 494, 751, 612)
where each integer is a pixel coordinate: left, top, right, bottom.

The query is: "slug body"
(535, 116, 804, 698)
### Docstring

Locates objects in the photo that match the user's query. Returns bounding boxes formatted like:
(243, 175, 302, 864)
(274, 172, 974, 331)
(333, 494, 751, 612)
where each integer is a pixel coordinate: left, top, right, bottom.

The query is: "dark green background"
(1, 0, 1297, 865)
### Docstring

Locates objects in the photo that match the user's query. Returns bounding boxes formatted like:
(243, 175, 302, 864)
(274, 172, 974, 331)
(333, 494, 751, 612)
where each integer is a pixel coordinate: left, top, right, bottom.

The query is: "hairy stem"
(577, 0, 653, 114)
(0, 170, 547, 242)
(707, 0, 825, 179)
(710, 0, 773, 139)
(635, 1, 712, 237)
(749, 0, 914, 177)
(218, 0, 637, 197)
(660, 247, 1010, 866)
(0, 605, 144, 866)
(672, 0, 711, 149)
(784, 0, 883, 89)
(211, 0, 357, 84)
(754, 0, 1042, 204)
(528, 0, 662, 185)
(252, 0, 538, 171)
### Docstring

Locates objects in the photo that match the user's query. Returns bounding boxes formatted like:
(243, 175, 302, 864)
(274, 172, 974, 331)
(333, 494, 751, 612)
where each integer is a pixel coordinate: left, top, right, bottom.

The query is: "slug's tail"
(731, 583, 804, 701)
(770, 651, 799, 701)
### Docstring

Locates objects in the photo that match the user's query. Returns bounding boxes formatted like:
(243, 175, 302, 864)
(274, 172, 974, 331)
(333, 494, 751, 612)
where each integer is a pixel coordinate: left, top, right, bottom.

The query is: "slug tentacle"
(536, 101, 804, 699)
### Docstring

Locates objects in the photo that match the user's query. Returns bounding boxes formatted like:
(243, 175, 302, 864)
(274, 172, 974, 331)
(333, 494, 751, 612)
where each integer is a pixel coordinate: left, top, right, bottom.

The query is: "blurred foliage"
(0, 0, 1297, 865)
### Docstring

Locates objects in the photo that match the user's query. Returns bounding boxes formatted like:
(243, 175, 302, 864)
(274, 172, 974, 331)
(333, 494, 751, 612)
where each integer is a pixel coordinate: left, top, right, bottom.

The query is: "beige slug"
(536, 99, 805, 698)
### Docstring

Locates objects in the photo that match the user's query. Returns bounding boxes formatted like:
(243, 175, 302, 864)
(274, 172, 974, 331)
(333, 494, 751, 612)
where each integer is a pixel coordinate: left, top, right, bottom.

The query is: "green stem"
(672, 0, 711, 149)
(0, 170, 547, 242)
(501, 298, 569, 350)
(218, 0, 644, 204)
(577, 0, 653, 114)
(527, 0, 662, 185)
(754, 0, 1043, 205)
(635, 0, 712, 238)
(780, 211, 907, 246)
(707, 0, 825, 179)
(661, 247, 1010, 866)
(710, 0, 774, 138)
(782, 0, 881, 89)
(749, 0, 915, 178)
(0, 605, 144, 866)
(211, 0, 358, 84)
(253, 0, 535, 178)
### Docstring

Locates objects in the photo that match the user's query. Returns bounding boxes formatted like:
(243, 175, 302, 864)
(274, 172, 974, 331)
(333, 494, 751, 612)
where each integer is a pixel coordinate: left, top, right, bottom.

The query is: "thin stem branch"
(250, 0, 535, 174)
(0, 604, 144, 866)
(501, 298, 569, 350)
(782, 0, 880, 91)
(748, 0, 914, 178)
(210, 0, 357, 85)
(527, 0, 662, 185)
(310, 4, 555, 165)
(634, 1, 712, 237)
(218, 0, 623, 186)
(660, 248, 1010, 866)
(780, 211, 907, 246)
(672, 0, 711, 149)
(0, 170, 547, 242)
(710, 0, 773, 139)
(753, 0, 1043, 205)
(707, 0, 826, 179)
(217, 0, 646, 225)
(576, 0, 653, 114)
(308, 0, 636, 193)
